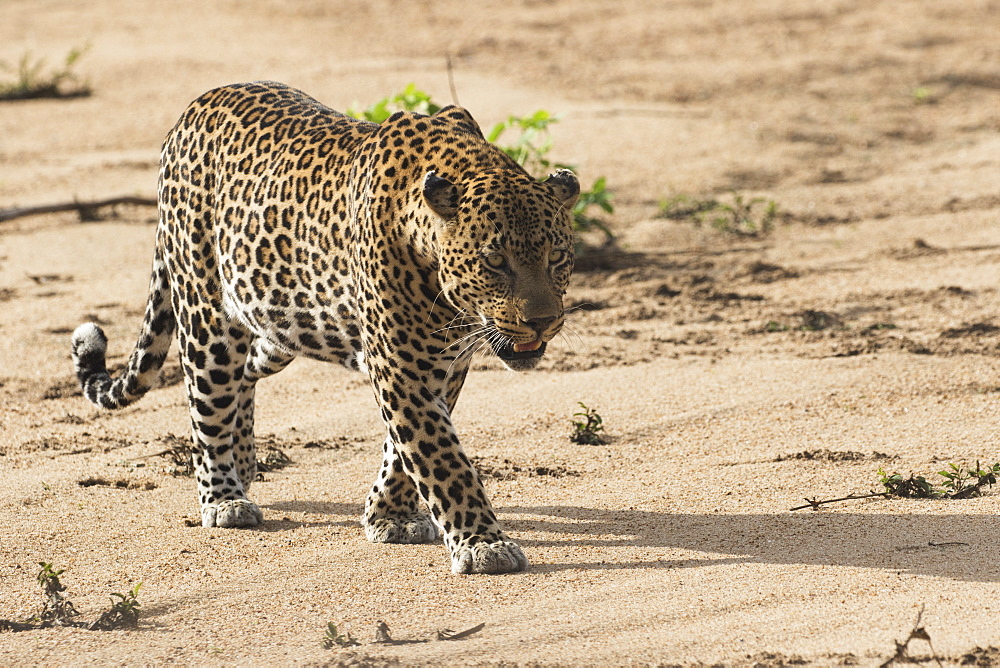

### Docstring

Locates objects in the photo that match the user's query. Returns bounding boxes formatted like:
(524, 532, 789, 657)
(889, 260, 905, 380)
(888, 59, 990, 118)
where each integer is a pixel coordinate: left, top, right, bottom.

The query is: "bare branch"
(0, 196, 156, 223)
(879, 605, 942, 668)
(790, 491, 889, 511)
(446, 53, 461, 107)
(438, 622, 485, 641)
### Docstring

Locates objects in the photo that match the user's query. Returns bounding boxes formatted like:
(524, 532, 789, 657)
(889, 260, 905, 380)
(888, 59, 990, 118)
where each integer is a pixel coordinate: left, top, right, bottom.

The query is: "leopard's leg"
(361, 360, 470, 544)
(441, 368, 526, 574)
(231, 338, 295, 491)
(177, 319, 262, 528)
(365, 353, 526, 574)
(362, 435, 440, 544)
(231, 382, 258, 493)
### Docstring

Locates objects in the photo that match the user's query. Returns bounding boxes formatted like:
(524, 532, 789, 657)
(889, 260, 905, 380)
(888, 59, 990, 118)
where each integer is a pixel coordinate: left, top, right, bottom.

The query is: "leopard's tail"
(71, 253, 176, 409)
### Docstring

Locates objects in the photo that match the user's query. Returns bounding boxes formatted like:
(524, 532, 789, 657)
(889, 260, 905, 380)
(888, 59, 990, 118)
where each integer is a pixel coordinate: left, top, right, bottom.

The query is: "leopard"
(70, 81, 579, 575)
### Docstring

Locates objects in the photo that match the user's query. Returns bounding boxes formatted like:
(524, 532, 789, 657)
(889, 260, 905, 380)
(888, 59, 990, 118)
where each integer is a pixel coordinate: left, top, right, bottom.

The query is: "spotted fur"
(71, 81, 579, 574)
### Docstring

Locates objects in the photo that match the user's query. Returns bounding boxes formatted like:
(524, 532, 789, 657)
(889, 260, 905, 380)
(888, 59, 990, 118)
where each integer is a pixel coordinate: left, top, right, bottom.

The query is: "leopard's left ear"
(433, 105, 485, 139)
(546, 169, 579, 209)
(423, 171, 462, 220)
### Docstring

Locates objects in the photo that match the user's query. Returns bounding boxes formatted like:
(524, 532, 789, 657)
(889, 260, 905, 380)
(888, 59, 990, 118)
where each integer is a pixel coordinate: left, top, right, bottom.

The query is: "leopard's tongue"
(513, 339, 543, 353)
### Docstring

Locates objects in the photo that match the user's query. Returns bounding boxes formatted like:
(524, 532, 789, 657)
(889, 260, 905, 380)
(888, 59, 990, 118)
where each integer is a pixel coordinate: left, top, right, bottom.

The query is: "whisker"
(445, 337, 488, 377)
(558, 322, 587, 349)
(486, 326, 507, 351)
(557, 330, 578, 354)
(422, 288, 449, 327)
(472, 338, 490, 359)
(565, 302, 599, 315)
(442, 325, 489, 353)
(431, 311, 478, 337)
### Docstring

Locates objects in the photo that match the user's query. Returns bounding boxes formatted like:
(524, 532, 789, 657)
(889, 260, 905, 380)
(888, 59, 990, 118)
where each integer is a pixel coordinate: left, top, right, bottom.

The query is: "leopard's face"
(424, 169, 579, 371)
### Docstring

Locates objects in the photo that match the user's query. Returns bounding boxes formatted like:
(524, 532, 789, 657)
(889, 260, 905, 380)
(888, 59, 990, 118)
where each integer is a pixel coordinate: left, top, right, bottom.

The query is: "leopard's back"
(158, 81, 375, 365)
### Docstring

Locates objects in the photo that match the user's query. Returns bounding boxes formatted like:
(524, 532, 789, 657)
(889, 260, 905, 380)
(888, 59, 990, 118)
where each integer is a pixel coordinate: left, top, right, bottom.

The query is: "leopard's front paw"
(201, 499, 263, 528)
(364, 514, 439, 544)
(451, 539, 528, 574)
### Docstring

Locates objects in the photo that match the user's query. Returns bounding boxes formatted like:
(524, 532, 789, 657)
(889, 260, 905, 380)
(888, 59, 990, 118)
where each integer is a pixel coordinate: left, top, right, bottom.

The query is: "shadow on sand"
(500, 505, 999, 582)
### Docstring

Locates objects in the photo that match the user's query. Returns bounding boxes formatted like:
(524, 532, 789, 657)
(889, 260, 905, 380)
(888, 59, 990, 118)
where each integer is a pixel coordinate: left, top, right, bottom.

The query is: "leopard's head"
(425, 168, 579, 371)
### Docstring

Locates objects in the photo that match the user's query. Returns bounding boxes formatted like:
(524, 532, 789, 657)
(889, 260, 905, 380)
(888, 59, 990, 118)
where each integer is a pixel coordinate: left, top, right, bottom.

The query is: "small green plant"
(878, 461, 999, 499)
(571, 402, 608, 445)
(911, 86, 936, 105)
(0, 46, 91, 101)
(323, 622, 359, 648)
(90, 583, 142, 630)
(765, 320, 790, 333)
(938, 461, 999, 497)
(570, 175, 614, 238)
(863, 323, 899, 333)
(488, 110, 564, 177)
(660, 192, 780, 237)
(799, 309, 841, 332)
(346, 83, 442, 123)
(878, 469, 939, 498)
(36, 562, 78, 623)
(658, 193, 724, 220)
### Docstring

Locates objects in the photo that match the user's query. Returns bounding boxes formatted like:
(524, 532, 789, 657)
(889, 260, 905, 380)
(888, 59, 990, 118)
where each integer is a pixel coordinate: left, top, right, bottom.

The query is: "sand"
(2, 1, 999, 665)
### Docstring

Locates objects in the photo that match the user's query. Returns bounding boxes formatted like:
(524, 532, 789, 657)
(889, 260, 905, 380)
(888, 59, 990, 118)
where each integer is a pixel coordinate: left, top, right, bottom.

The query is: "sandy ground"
(2, 0, 1000, 665)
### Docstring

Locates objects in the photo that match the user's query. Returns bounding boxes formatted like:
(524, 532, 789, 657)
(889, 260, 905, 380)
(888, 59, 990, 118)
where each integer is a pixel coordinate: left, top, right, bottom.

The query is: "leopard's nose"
(526, 316, 557, 337)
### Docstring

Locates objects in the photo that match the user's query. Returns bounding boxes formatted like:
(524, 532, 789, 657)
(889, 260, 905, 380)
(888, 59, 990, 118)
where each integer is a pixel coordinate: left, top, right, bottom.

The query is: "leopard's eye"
(548, 248, 568, 265)
(483, 253, 508, 272)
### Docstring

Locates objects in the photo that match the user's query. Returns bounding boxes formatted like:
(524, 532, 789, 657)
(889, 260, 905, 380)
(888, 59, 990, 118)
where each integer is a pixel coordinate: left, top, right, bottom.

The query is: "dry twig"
(437, 622, 486, 641)
(373, 620, 427, 645)
(879, 605, 942, 668)
(446, 53, 461, 107)
(790, 491, 889, 511)
(366, 620, 486, 646)
(0, 196, 156, 223)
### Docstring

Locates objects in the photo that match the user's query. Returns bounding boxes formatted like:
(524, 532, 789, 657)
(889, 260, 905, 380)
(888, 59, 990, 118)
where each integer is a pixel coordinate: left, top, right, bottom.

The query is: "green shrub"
(660, 192, 779, 237)
(0, 46, 91, 101)
(570, 402, 608, 445)
(348, 86, 614, 239)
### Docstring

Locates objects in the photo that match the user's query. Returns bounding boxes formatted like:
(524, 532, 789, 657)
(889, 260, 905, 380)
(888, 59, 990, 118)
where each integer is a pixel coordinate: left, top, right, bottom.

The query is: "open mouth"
(492, 337, 547, 361)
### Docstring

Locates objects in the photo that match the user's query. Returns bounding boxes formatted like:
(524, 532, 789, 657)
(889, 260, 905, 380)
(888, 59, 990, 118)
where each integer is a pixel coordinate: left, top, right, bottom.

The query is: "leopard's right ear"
(423, 171, 462, 220)
(546, 169, 580, 209)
